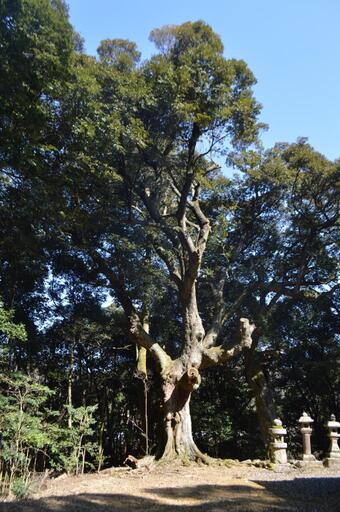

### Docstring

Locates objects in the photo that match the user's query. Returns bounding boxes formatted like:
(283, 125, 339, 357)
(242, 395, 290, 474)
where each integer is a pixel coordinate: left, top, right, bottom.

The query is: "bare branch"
(176, 123, 200, 224)
(153, 245, 182, 287)
(193, 133, 227, 164)
(203, 285, 252, 348)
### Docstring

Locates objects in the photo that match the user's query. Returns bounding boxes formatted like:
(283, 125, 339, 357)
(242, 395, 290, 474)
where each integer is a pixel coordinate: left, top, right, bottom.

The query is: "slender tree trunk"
(181, 287, 205, 367)
(68, 343, 74, 429)
(143, 379, 149, 455)
(244, 349, 277, 449)
(136, 314, 149, 454)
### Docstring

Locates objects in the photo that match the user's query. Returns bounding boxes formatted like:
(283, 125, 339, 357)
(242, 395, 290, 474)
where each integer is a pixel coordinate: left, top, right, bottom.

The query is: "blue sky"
(67, 0, 340, 161)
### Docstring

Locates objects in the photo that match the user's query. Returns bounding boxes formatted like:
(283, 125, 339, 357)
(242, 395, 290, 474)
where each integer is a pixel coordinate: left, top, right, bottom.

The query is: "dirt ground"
(1, 462, 339, 512)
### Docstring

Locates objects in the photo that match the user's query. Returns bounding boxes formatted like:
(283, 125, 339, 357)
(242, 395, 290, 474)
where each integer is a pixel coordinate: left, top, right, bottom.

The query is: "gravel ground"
(1, 462, 339, 512)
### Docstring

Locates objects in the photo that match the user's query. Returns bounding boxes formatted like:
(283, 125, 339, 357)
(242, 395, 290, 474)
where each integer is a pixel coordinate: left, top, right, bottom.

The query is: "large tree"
(52, 21, 265, 462)
(200, 140, 339, 447)
(0, 0, 77, 370)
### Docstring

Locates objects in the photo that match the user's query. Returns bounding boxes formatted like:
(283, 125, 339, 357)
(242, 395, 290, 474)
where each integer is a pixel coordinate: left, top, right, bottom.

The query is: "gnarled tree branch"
(201, 317, 255, 369)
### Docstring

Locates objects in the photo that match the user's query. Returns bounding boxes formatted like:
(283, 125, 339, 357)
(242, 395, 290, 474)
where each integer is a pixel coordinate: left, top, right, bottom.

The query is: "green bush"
(0, 373, 53, 497)
(11, 478, 30, 500)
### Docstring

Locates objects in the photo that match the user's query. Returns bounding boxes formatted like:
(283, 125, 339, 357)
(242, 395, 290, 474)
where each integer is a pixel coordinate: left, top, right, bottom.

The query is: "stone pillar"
(323, 414, 340, 468)
(269, 418, 287, 464)
(298, 412, 316, 461)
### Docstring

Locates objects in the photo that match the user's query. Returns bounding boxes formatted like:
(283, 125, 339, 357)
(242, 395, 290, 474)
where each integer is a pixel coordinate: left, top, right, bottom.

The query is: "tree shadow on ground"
(254, 477, 340, 511)
(1, 478, 339, 512)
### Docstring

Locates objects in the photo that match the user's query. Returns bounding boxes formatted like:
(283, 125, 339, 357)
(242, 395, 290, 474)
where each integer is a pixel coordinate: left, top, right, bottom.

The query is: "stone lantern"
(324, 414, 340, 468)
(298, 412, 316, 462)
(269, 418, 287, 464)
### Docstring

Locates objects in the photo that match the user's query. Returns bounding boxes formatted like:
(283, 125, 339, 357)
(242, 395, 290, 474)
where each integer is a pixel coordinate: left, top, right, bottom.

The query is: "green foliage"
(0, 299, 27, 370)
(0, 0, 77, 327)
(97, 38, 141, 70)
(0, 372, 53, 496)
(11, 477, 30, 499)
(0, 300, 27, 342)
(0, 0, 74, 163)
(0, 371, 102, 497)
(200, 138, 339, 449)
(50, 405, 98, 475)
(148, 20, 263, 144)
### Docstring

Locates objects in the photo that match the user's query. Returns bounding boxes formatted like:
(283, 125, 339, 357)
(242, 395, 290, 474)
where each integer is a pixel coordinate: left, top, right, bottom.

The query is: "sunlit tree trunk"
(136, 313, 149, 454)
(67, 343, 75, 429)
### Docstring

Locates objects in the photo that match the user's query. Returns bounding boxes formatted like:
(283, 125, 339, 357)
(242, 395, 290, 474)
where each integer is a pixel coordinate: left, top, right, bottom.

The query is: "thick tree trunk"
(117, 251, 254, 465)
(152, 286, 210, 462)
(161, 397, 200, 460)
(156, 367, 208, 462)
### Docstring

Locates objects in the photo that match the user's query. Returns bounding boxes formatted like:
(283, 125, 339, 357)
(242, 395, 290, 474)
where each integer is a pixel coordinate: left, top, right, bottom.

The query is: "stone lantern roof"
(298, 412, 314, 424)
(327, 414, 340, 428)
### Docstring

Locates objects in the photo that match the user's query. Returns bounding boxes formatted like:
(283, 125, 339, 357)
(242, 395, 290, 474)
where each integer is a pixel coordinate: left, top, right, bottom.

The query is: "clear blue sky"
(67, 0, 340, 161)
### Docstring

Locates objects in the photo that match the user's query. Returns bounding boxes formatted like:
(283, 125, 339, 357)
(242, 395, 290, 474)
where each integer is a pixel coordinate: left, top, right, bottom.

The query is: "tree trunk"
(161, 395, 200, 460)
(244, 349, 277, 449)
(121, 259, 254, 465)
(156, 367, 208, 462)
(153, 286, 209, 462)
(67, 343, 74, 429)
(136, 314, 149, 454)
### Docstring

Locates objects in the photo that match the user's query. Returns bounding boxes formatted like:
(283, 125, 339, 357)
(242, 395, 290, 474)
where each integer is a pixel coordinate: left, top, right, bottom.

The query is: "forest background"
(0, 0, 339, 499)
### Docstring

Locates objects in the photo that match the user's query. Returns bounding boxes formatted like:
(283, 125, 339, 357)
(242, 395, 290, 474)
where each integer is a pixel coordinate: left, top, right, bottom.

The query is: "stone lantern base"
(295, 458, 322, 468)
(323, 456, 340, 468)
(302, 454, 320, 464)
(302, 454, 316, 462)
(270, 445, 288, 464)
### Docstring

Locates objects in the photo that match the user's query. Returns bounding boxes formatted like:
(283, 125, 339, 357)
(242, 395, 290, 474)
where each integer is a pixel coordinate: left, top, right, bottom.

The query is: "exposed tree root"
(123, 449, 236, 471)
(124, 454, 156, 470)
